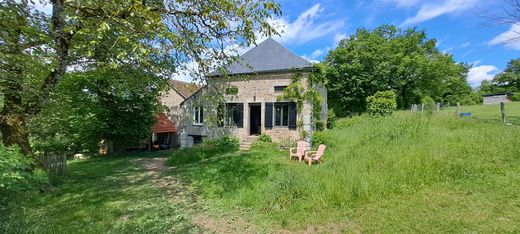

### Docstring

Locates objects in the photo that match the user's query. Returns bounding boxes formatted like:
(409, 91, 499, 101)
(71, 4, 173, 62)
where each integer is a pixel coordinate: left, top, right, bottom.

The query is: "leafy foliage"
(325, 25, 471, 116)
(0, 0, 281, 158)
(366, 91, 398, 116)
(258, 134, 273, 143)
(31, 66, 164, 154)
(0, 145, 47, 195)
(480, 58, 520, 94)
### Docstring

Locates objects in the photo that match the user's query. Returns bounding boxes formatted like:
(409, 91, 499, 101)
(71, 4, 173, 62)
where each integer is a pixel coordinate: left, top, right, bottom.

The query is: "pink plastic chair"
(289, 141, 308, 161)
(304, 144, 326, 166)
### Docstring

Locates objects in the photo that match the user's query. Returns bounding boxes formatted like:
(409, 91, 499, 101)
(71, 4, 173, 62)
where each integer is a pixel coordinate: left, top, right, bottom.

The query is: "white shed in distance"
(482, 92, 512, 105)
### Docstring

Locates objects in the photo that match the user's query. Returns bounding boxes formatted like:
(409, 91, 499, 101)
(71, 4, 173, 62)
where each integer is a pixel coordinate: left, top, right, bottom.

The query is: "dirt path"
(139, 157, 257, 233)
(138, 158, 356, 233)
(141, 157, 168, 172)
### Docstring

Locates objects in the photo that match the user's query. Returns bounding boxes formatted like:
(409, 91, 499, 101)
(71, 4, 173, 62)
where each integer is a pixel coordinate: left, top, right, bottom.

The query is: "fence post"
(501, 102, 507, 124)
(456, 102, 461, 117)
(436, 103, 440, 112)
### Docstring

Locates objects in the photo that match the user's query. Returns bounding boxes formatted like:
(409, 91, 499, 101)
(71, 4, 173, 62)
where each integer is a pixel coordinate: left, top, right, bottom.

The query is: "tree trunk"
(0, 113, 32, 155)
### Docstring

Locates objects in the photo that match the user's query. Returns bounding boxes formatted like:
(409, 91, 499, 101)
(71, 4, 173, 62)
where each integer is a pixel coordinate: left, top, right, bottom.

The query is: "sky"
(33, 0, 518, 87)
(262, 0, 519, 87)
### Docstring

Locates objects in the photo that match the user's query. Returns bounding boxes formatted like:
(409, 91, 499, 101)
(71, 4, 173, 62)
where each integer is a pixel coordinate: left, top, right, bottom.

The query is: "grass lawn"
(2, 102, 520, 233)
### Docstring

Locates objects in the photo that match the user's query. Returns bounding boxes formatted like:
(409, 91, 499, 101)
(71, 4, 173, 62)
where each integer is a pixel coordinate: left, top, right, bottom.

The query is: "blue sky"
(268, 0, 518, 87)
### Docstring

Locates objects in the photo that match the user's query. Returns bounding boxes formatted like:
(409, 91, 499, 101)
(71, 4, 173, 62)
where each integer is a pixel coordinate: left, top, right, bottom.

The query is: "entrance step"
(240, 136, 259, 150)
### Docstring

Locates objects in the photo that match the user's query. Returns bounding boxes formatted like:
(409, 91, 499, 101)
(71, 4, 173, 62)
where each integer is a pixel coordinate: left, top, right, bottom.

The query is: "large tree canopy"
(324, 25, 471, 116)
(0, 0, 281, 155)
(480, 58, 520, 94)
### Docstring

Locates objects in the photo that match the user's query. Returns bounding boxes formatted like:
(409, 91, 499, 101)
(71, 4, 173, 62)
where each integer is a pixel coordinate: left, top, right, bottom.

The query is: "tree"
(0, 0, 281, 156)
(31, 66, 165, 154)
(324, 25, 471, 116)
(492, 58, 520, 92)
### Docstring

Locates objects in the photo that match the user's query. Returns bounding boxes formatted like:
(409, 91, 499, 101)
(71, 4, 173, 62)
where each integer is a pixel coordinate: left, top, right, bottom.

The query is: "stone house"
(157, 80, 200, 147)
(175, 38, 327, 147)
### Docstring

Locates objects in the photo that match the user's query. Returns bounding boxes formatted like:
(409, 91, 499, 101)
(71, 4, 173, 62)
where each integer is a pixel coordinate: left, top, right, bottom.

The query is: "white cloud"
(489, 24, 520, 50)
(461, 42, 471, 48)
(401, 0, 477, 26)
(271, 4, 345, 45)
(468, 65, 499, 87)
(334, 33, 347, 44)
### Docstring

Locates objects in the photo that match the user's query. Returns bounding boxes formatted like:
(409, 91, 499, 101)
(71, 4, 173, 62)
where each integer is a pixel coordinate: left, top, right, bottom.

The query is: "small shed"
(482, 92, 512, 105)
(151, 113, 177, 150)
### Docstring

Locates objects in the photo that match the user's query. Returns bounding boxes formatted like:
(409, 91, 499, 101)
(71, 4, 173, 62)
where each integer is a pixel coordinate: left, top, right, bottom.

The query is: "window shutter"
(236, 103, 244, 128)
(265, 102, 273, 128)
(200, 106, 204, 123)
(288, 103, 297, 130)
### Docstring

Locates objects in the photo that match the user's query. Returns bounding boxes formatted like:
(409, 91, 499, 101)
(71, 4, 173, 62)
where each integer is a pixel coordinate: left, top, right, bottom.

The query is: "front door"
(249, 104, 261, 135)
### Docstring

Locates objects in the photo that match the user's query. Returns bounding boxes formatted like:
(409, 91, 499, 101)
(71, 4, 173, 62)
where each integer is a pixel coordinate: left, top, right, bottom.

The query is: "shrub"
(0, 145, 47, 195)
(258, 134, 272, 143)
(366, 91, 397, 116)
(311, 131, 327, 147)
(167, 135, 239, 166)
(513, 92, 520, 102)
(326, 109, 336, 129)
(314, 120, 325, 131)
(422, 96, 436, 115)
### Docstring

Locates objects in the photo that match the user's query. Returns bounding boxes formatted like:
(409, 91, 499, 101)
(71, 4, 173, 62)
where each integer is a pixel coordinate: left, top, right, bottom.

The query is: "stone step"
(239, 136, 259, 150)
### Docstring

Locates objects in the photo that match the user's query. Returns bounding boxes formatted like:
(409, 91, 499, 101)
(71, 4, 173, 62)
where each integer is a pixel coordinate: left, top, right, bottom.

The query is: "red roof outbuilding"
(152, 113, 176, 133)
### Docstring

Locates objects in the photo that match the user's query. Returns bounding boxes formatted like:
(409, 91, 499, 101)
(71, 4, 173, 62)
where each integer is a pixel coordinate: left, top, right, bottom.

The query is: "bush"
(366, 91, 397, 116)
(258, 134, 272, 143)
(0, 145, 47, 195)
(513, 92, 520, 102)
(311, 131, 327, 147)
(422, 96, 436, 115)
(326, 109, 336, 129)
(314, 120, 325, 131)
(167, 135, 239, 166)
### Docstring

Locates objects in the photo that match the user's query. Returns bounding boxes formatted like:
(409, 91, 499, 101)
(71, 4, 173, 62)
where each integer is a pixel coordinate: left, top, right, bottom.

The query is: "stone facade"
(176, 71, 327, 144)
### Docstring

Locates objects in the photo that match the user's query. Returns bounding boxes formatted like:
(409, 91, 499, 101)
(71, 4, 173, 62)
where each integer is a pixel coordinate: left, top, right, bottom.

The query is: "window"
(265, 102, 296, 130)
(274, 86, 288, 92)
(274, 103, 289, 126)
(217, 103, 243, 128)
(193, 106, 203, 125)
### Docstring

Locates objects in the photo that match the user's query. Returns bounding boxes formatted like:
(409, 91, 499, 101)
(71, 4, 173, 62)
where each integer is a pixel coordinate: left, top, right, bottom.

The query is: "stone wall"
(177, 71, 325, 144)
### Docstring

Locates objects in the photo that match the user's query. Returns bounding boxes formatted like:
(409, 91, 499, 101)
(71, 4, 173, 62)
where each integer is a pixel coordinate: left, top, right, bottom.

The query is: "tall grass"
(173, 104, 520, 231)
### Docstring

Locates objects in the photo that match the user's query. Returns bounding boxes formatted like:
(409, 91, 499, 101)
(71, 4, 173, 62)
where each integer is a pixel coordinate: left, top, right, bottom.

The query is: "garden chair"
(289, 141, 308, 161)
(304, 144, 326, 166)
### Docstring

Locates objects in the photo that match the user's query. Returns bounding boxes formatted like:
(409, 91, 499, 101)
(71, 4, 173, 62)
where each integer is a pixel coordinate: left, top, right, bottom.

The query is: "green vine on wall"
(277, 64, 327, 136)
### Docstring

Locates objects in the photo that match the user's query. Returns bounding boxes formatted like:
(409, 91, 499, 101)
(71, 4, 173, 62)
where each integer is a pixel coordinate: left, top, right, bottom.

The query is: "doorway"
(249, 104, 261, 135)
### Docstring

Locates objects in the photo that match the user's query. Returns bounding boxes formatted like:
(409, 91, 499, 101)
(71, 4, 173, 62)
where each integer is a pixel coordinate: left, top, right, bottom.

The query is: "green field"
(2, 103, 520, 233)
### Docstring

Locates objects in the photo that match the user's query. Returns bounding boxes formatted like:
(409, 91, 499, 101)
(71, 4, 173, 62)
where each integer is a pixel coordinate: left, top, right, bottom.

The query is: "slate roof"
(152, 113, 177, 133)
(169, 80, 200, 99)
(220, 38, 313, 75)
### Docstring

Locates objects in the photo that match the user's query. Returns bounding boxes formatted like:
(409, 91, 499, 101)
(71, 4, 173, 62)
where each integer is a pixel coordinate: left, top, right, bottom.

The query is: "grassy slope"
(173, 102, 520, 232)
(2, 103, 519, 233)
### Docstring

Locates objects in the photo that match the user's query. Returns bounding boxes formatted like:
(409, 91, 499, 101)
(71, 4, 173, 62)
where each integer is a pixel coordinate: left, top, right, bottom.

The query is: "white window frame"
(193, 106, 203, 125)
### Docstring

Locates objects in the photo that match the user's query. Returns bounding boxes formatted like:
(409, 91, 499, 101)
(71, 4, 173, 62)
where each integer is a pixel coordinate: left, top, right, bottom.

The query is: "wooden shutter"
(288, 103, 297, 130)
(265, 102, 273, 128)
(200, 106, 204, 124)
(236, 103, 244, 128)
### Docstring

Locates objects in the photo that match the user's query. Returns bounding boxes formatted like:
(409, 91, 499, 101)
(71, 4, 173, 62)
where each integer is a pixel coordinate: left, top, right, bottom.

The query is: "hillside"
(173, 102, 520, 232)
